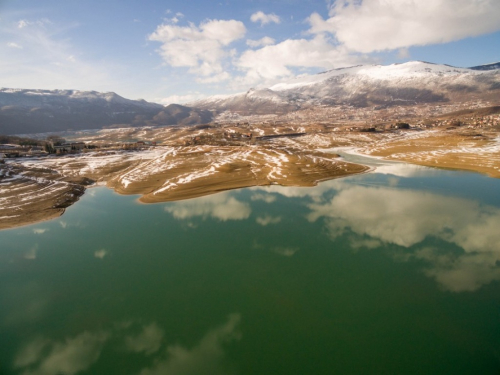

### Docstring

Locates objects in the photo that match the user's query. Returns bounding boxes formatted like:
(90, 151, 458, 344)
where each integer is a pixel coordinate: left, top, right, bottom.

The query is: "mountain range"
(0, 89, 211, 135)
(1, 61, 499, 135)
(189, 61, 500, 115)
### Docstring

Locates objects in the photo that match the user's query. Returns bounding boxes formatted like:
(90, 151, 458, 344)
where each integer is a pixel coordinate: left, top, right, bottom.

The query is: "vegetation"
(0, 134, 42, 146)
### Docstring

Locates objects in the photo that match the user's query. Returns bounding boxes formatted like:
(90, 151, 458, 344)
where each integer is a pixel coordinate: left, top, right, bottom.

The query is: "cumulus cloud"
(237, 34, 371, 80)
(164, 192, 251, 221)
(307, 184, 500, 292)
(148, 19, 246, 77)
(246, 36, 275, 48)
(311, 0, 500, 53)
(250, 11, 281, 26)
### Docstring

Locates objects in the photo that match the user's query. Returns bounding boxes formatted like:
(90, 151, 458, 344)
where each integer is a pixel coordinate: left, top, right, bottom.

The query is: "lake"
(1, 157, 500, 375)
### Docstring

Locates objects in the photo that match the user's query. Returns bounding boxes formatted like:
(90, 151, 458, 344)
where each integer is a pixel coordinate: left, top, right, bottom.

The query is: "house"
(28, 146, 47, 156)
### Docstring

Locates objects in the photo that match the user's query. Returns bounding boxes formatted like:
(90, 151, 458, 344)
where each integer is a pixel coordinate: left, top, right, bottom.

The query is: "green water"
(1, 161, 500, 375)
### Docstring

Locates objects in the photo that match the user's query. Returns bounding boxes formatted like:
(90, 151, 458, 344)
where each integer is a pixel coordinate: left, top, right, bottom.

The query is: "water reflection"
(2, 281, 49, 327)
(125, 323, 164, 355)
(165, 192, 251, 221)
(13, 314, 240, 375)
(24, 244, 38, 260)
(256, 215, 282, 226)
(139, 314, 241, 375)
(32, 229, 48, 235)
(306, 183, 500, 292)
(93, 249, 108, 259)
(250, 193, 276, 203)
(15, 331, 109, 375)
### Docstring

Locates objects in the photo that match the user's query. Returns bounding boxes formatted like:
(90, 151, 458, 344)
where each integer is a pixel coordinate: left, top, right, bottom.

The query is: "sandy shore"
(0, 145, 368, 229)
(361, 131, 500, 178)
(0, 164, 88, 230)
(1, 124, 499, 230)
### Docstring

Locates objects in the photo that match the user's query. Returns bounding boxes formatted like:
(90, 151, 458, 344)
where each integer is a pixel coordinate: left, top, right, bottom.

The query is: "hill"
(0, 89, 212, 135)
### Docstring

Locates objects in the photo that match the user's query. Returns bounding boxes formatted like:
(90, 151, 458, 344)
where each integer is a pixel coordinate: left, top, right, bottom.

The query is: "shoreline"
(2, 127, 499, 231)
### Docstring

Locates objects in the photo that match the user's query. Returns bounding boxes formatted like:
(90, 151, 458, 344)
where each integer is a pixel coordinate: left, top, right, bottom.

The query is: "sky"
(1, 0, 500, 105)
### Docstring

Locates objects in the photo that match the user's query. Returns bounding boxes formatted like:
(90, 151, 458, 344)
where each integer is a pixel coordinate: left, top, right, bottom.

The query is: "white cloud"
(236, 34, 371, 81)
(0, 18, 117, 92)
(7, 42, 23, 49)
(250, 11, 281, 26)
(18, 20, 29, 28)
(312, 0, 500, 53)
(148, 19, 246, 77)
(165, 192, 251, 221)
(196, 71, 231, 83)
(152, 93, 208, 105)
(17, 18, 52, 29)
(256, 215, 282, 226)
(246, 37, 275, 48)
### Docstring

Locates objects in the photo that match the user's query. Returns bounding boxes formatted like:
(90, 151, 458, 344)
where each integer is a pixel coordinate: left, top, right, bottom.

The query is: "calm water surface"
(1, 160, 500, 375)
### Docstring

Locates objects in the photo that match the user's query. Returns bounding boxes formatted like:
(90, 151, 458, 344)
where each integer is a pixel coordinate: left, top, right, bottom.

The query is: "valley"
(1, 61, 500, 230)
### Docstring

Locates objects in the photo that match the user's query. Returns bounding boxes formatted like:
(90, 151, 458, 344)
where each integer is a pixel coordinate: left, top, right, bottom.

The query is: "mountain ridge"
(2, 61, 499, 135)
(189, 61, 500, 115)
(0, 88, 212, 135)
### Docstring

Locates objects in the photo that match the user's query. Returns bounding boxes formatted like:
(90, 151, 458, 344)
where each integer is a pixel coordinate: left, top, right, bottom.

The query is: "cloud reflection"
(139, 314, 241, 375)
(32, 229, 48, 235)
(272, 247, 299, 257)
(24, 244, 38, 260)
(250, 193, 276, 203)
(13, 315, 241, 375)
(94, 249, 108, 259)
(256, 215, 282, 226)
(307, 184, 500, 292)
(125, 323, 164, 355)
(15, 331, 109, 375)
(165, 192, 251, 221)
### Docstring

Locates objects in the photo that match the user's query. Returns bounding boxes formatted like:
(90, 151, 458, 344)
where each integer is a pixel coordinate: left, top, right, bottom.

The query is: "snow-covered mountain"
(0, 89, 212, 135)
(190, 61, 500, 115)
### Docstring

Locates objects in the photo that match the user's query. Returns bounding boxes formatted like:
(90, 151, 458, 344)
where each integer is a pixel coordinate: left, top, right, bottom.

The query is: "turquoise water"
(1, 161, 500, 375)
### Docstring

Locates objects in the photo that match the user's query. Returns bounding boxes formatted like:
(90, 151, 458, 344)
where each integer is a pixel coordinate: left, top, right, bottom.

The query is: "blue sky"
(1, 0, 500, 104)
